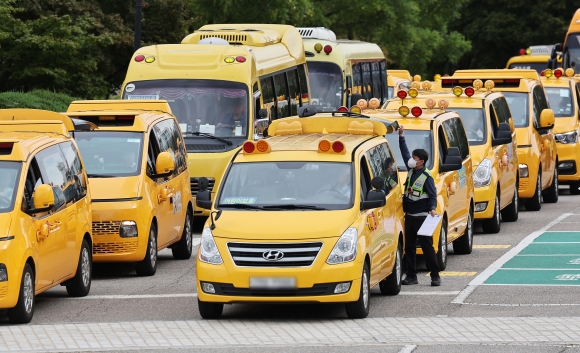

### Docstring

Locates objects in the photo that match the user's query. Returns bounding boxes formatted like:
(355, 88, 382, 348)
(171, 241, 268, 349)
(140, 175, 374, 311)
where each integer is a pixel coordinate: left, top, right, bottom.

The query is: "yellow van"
(194, 115, 405, 319)
(385, 86, 519, 233)
(506, 45, 553, 73)
(387, 70, 412, 99)
(450, 70, 559, 209)
(0, 117, 92, 323)
(542, 68, 580, 194)
(354, 102, 475, 269)
(122, 24, 311, 216)
(298, 27, 387, 109)
(65, 100, 194, 276)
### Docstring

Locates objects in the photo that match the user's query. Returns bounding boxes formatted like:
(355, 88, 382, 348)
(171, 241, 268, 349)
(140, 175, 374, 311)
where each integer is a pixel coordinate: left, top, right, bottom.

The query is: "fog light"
(0, 264, 7, 282)
(201, 282, 215, 294)
(119, 221, 138, 238)
(334, 282, 351, 294)
(519, 164, 529, 178)
(475, 202, 488, 212)
(560, 162, 574, 169)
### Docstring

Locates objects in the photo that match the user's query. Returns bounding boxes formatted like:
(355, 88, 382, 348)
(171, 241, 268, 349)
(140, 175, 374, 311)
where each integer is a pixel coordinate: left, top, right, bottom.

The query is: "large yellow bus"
(122, 24, 311, 216)
(297, 27, 387, 110)
(551, 9, 580, 74)
(506, 45, 553, 73)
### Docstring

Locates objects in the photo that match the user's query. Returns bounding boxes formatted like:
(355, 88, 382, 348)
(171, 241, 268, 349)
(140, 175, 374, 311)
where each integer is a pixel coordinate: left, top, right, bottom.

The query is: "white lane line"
(515, 254, 580, 256)
(398, 345, 418, 353)
(532, 242, 580, 244)
(399, 291, 459, 296)
(451, 212, 573, 304)
(498, 268, 580, 270)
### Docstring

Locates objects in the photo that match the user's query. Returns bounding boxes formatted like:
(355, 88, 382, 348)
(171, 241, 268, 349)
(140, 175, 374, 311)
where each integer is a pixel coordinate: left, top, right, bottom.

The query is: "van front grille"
(93, 241, 138, 255)
(0, 286, 7, 299)
(519, 179, 529, 193)
(92, 221, 121, 236)
(191, 177, 215, 197)
(227, 242, 323, 267)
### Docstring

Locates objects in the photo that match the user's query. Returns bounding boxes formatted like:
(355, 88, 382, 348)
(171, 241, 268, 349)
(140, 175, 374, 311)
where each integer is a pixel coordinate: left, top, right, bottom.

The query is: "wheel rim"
(554, 169, 558, 190)
(467, 212, 473, 247)
(185, 213, 192, 251)
(23, 272, 33, 314)
(514, 187, 518, 210)
(440, 226, 447, 263)
(537, 174, 541, 203)
(81, 247, 90, 287)
(149, 229, 157, 267)
(495, 196, 500, 225)
(395, 246, 402, 285)
(362, 270, 369, 309)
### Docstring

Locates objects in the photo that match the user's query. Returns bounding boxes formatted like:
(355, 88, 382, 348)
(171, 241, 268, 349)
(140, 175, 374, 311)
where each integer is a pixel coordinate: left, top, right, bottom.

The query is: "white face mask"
(407, 158, 417, 169)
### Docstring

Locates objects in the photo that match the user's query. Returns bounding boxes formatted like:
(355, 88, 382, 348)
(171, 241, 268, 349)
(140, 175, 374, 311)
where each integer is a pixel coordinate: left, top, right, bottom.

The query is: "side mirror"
(540, 108, 555, 129)
(196, 190, 212, 210)
(198, 177, 209, 192)
(154, 151, 175, 177)
(439, 147, 463, 173)
(492, 122, 512, 146)
(298, 105, 317, 117)
(258, 108, 268, 118)
(361, 177, 386, 210)
(32, 184, 55, 213)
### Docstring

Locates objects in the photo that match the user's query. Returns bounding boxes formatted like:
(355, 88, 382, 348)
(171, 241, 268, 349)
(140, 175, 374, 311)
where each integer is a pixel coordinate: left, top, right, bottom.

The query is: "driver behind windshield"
(315, 167, 351, 200)
(463, 116, 484, 142)
(216, 98, 247, 136)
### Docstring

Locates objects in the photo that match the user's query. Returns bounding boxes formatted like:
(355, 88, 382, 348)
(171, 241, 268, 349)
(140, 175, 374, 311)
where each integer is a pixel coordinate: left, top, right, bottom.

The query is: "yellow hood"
(554, 117, 578, 134)
(466, 144, 490, 167)
(211, 209, 357, 241)
(88, 176, 140, 200)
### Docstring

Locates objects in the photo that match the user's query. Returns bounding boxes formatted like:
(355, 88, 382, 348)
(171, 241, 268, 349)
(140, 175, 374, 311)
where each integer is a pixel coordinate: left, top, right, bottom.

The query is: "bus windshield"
(0, 161, 21, 213)
(75, 131, 144, 178)
(545, 87, 574, 117)
(385, 130, 433, 171)
(122, 79, 250, 138)
(566, 33, 580, 74)
(307, 62, 343, 112)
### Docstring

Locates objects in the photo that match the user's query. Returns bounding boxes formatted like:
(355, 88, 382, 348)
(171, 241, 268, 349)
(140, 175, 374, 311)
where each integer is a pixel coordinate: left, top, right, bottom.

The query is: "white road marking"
(398, 345, 417, 353)
(451, 212, 573, 304)
(399, 291, 459, 295)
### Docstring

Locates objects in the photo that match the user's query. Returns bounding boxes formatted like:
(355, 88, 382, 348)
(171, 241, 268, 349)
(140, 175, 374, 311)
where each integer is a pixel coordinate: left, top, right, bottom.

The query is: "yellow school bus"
(551, 9, 580, 73)
(122, 24, 311, 216)
(387, 70, 412, 99)
(298, 27, 387, 109)
(506, 45, 553, 73)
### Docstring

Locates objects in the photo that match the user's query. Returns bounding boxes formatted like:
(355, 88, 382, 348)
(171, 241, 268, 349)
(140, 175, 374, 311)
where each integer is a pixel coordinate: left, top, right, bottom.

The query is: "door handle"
(37, 220, 60, 241)
(376, 209, 383, 221)
(158, 186, 172, 203)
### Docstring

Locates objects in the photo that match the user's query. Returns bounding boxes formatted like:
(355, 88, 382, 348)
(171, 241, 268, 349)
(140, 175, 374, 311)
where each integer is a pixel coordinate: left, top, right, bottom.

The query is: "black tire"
(8, 263, 34, 324)
(135, 224, 158, 276)
(345, 262, 370, 319)
(436, 220, 448, 270)
(501, 181, 519, 222)
(172, 208, 193, 260)
(482, 192, 501, 234)
(379, 240, 402, 295)
(543, 167, 559, 203)
(198, 299, 223, 319)
(571, 181, 580, 195)
(525, 172, 542, 211)
(66, 239, 92, 297)
(453, 207, 473, 255)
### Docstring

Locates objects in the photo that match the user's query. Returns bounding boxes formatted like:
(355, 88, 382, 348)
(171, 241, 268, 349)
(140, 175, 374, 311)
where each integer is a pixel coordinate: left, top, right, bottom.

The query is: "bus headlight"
(473, 159, 492, 188)
(199, 228, 223, 265)
(327, 228, 357, 264)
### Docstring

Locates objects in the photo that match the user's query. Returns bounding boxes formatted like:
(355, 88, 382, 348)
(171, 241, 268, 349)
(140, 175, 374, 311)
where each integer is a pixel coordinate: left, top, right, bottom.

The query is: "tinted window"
(35, 145, 68, 210)
(385, 130, 433, 171)
(443, 118, 469, 160)
(492, 97, 512, 124)
(503, 92, 529, 128)
(507, 62, 548, 73)
(274, 73, 290, 118)
(352, 63, 363, 97)
(453, 108, 487, 146)
(260, 76, 276, 120)
(533, 85, 550, 128)
(545, 87, 573, 117)
(366, 143, 398, 193)
(362, 62, 372, 100)
(380, 61, 387, 103)
(287, 70, 300, 116)
(153, 119, 188, 176)
(0, 161, 21, 214)
(59, 141, 87, 202)
(371, 61, 382, 101)
(297, 64, 310, 104)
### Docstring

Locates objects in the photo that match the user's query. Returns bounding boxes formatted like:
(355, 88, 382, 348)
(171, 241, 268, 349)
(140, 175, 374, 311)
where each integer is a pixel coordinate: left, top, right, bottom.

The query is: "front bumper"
(556, 143, 580, 182)
(473, 185, 496, 220)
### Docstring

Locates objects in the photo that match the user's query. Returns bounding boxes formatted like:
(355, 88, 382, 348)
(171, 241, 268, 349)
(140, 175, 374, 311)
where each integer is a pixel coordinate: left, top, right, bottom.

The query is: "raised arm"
(398, 125, 412, 168)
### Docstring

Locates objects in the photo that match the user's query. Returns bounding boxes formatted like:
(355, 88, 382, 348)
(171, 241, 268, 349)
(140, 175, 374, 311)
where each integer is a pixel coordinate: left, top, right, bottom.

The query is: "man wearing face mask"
(398, 125, 441, 286)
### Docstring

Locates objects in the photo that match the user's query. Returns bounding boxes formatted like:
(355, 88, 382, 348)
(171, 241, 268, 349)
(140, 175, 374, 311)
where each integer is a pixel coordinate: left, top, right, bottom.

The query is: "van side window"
(443, 118, 469, 161)
(274, 73, 290, 118)
(488, 104, 500, 138)
(575, 84, 580, 119)
(59, 141, 87, 202)
(35, 145, 69, 211)
(152, 119, 187, 177)
(533, 85, 550, 129)
(260, 76, 276, 120)
(253, 82, 260, 121)
(492, 97, 512, 125)
(438, 126, 448, 166)
(297, 64, 310, 105)
(147, 130, 161, 178)
(23, 158, 43, 211)
(360, 156, 372, 200)
(286, 70, 300, 116)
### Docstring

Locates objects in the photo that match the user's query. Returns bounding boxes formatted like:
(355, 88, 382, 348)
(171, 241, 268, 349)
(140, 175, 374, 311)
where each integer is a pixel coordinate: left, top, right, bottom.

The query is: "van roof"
(0, 126, 70, 162)
(453, 69, 540, 81)
(0, 109, 95, 132)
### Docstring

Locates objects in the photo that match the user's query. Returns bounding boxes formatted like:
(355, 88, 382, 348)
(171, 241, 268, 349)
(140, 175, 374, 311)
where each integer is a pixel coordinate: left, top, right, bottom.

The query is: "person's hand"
(430, 209, 437, 217)
(398, 125, 404, 136)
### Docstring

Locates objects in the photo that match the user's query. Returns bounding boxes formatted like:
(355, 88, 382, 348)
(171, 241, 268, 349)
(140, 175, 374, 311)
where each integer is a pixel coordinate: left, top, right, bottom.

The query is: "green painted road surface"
(485, 232, 580, 285)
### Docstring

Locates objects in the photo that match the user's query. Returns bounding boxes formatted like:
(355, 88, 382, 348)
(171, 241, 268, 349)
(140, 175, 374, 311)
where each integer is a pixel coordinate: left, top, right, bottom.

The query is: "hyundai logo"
(263, 250, 284, 261)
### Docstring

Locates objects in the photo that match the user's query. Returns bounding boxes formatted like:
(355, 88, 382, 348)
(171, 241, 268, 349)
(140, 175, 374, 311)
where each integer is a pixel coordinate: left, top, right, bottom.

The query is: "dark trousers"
(404, 215, 440, 279)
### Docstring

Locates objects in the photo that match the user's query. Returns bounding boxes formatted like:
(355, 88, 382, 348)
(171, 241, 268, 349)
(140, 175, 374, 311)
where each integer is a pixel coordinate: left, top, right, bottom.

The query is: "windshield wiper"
(87, 174, 118, 178)
(218, 203, 266, 210)
(188, 132, 233, 146)
(262, 204, 328, 210)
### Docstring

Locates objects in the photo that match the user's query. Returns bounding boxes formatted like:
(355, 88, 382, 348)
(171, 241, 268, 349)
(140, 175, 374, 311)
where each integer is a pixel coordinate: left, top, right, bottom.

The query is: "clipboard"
(417, 215, 442, 237)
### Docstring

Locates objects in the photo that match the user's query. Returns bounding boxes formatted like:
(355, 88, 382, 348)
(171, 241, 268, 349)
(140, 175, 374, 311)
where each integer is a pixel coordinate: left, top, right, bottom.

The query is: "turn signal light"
(314, 43, 323, 53)
(318, 140, 346, 154)
(243, 140, 271, 154)
(318, 140, 331, 152)
(452, 86, 463, 97)
(411, 106, 422, 117)
(145, 56, 155, 63)
(337, 106, 348, 112)
(134, 55, 145, 62)
(332, 141, 345, 153)
(243, 141, 255, 154)
(399, 106, 410, 117)
(554, 68, 563, 78)
(397, 90, 407, 99)
(408, 88, 419, 98)
(465, 86, 475, 97)
(324, 45, 333, 54)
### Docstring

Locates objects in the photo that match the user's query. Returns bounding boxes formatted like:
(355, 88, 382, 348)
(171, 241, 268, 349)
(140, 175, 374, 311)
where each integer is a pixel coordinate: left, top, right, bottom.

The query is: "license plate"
(249, 277, 296, 289)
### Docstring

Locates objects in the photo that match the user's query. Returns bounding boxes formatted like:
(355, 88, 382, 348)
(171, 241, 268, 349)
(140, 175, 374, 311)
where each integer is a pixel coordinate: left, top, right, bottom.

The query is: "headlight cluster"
(555, 130, 578, 144)
(327, 227, 358, 264)
(473, 159, 492, 188)
(199, 228, 223, 264)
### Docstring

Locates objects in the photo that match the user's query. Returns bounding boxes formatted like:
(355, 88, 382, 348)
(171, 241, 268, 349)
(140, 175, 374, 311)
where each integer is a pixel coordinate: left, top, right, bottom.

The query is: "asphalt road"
(2, 187, 580, 352)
